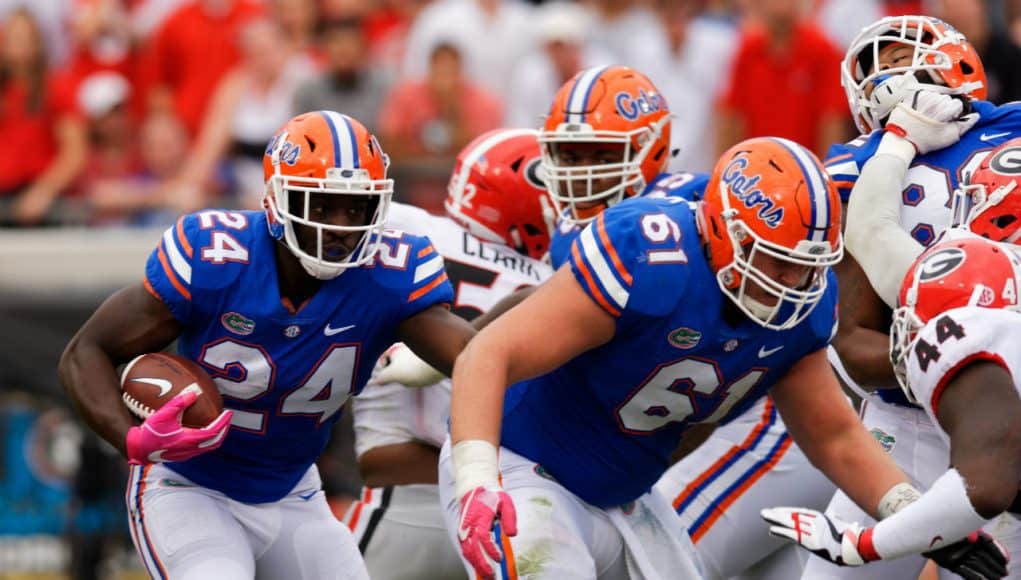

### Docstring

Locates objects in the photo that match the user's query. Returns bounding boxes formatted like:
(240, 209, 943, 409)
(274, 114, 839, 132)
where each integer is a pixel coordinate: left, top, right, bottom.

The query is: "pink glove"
(125, 390, 233, 465)
(457, 486, 518, 579)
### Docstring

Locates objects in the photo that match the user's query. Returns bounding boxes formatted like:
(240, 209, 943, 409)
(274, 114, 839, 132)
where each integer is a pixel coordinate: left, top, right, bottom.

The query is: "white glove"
(761, 507, 873, 566)
(885, 87, 979, 154)
(369, 342, 444, 387)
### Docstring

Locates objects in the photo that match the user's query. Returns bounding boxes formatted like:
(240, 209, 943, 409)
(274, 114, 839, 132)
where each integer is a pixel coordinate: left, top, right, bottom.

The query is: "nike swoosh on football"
(132, 377, 173, 398)
(980, 131, 1011, 142)
(324, 324, 356, 336)
(758, 345, 784, 358)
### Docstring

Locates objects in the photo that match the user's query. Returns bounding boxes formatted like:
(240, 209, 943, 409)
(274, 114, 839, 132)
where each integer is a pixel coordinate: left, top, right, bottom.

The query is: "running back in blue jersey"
(500, 196, 837, 507)
(548, 172, 709, 267)
(825, 99, 1021, 406)
(144, 209, 453, 503)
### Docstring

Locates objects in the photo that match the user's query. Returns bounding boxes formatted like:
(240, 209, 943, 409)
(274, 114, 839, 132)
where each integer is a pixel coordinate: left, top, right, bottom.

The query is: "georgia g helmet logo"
(916, 247, 966, 282)
(989, 146, 1021, 175)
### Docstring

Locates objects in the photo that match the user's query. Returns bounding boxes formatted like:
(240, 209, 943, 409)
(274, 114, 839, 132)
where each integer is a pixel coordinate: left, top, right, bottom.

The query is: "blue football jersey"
(825, 100, 1021, 406)
(144, 210, 453, 503)
(500, 196, 837, 507)
(548, 172, 709, 267)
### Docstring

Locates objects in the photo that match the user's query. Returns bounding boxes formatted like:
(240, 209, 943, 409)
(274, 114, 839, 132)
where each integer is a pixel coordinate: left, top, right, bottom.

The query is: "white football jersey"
(906, 306, 1021, 441)
(353, 203, 554, 455)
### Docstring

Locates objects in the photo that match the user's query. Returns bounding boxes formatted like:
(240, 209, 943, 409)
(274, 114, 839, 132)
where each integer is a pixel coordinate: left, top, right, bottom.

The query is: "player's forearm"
(845, 134, 925, 308)
(450, 337, 507, 446)
(790, 397, 908, 519)
(867, 469, 991, 560)
(58, 337, 135, 455)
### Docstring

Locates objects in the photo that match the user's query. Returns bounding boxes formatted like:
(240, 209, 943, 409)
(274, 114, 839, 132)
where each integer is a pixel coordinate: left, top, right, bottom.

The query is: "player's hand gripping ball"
(121, 352, 224, 428)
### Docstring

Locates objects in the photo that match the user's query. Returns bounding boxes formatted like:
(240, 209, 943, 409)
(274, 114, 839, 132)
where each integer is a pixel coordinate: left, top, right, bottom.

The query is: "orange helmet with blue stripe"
(539, 65, 672, 225)
(263, 111, 393, 279)
(700, 138, 843, 330)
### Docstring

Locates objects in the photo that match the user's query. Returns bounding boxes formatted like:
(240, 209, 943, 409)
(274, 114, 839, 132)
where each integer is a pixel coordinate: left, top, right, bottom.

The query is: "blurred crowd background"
(2, 0, 1021, 577)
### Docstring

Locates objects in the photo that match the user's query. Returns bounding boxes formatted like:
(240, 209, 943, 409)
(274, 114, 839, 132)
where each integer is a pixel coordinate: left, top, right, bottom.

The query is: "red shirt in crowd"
(377, 81, 503, 156)
(139, 0, 264, 135)
(718, 21, 847, 154)
(0, 75, 79, 193)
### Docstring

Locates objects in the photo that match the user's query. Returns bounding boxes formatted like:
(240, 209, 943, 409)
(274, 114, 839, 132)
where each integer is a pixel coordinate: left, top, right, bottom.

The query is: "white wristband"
(452, 439, 500, 498)
(877, 482, 922, 520)
(872, 469, 989, 559)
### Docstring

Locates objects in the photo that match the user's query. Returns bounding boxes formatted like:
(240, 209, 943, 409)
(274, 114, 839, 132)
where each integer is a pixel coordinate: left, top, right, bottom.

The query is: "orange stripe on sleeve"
(157, 243, 192, 301)
(672, 399, 774, 510)
(833, 180, 856, 191)
(570, 245, 621, 317)
(417, 245, 435, 259)
(596, 213, 632, 285)
(175, 216, 193, 258)
(689, 436, 793, 543)
(142, 277, 165, 303)
(825, 152, 854, 165)
(408, 272, 448, 302)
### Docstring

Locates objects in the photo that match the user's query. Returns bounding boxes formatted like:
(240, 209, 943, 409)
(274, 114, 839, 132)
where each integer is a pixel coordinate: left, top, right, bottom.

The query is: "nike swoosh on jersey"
(324, 323, 356, 336)
(758, 345, 784, 358)
(298, 490, 317, 501)
(132, 377, 173, 398)
(980, 131, 1011, 142)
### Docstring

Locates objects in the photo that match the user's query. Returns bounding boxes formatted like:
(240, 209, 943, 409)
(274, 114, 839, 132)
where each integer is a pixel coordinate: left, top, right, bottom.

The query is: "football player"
(541, 64, 838, 580)
(819, 15, 1021, 580)
(58, 112, 477, 580)
(443, 135, 937, 580)
(342, 128, 555, 580)
(764, 235, 1016, 580)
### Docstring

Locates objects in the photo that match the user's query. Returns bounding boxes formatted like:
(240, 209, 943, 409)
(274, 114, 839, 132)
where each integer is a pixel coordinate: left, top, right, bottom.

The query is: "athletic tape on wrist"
(877, 482, 922, 520)
(453, 439, 500, 498)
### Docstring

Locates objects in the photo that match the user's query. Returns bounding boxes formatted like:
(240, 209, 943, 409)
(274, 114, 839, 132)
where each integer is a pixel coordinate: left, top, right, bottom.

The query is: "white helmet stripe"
(566, 66, 609, 124)
(771, 138, 831, 242)
(320, 110, 359, 168)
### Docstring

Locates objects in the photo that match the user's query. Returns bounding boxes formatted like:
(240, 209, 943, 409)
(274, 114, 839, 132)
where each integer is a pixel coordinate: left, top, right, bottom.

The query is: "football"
(120, 353, 224, 428)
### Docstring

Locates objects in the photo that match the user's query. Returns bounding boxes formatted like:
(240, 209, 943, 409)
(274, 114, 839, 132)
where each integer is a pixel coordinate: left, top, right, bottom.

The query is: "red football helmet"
(890, 233, 1021, 397)
(842, 15, 987, 133)
(263, 111, 393, 279)
(539, 65, 672, 225)
(700, 137, 843, 330)
(445, 128, 556, 260)
(952, 138, 1021, 244)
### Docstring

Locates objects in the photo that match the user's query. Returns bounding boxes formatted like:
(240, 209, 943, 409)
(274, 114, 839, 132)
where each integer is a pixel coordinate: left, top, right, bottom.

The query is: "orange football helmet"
(952, 138, 1021, 244)
(263, 111, 393, 279)
(890, 234, 1021, 396)
(700, 138, 843, 330)
(539, 65, 672, 225)
(842, 15, 987, 133)
(446, 128, 556, 260)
